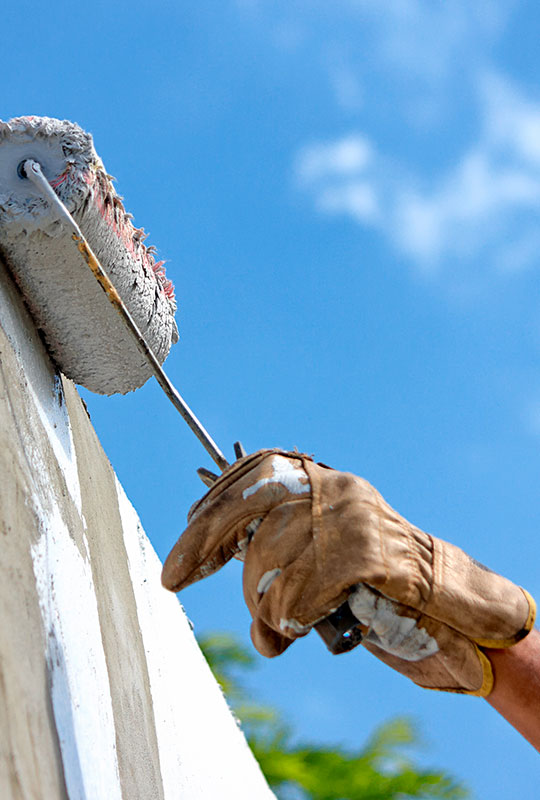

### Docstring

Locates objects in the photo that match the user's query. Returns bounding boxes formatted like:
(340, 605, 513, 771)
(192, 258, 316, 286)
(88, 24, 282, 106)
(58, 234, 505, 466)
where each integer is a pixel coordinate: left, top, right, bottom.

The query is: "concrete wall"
(0, 258, 274, 800)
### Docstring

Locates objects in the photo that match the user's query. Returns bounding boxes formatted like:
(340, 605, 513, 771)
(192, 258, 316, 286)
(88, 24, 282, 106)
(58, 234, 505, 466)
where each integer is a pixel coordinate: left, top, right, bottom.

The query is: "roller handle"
(24, 161, 365, 655)
(314, 602, 364, 654)
(201, 443, 365, 655)
(22, 159, 230, 473)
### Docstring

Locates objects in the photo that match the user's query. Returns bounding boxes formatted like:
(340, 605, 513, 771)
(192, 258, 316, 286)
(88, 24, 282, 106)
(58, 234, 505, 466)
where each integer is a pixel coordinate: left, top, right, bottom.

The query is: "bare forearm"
(485, 629, 540, 751)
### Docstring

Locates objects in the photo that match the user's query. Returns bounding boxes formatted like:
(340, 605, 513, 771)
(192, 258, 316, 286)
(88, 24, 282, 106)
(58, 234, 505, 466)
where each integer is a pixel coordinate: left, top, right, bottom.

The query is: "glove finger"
(162, 517, 246, 592)
(242, 504, 345, 645)
(250, 617, 294, 658)
(162, 449, 312, 592)
(242, 501, 313, 613)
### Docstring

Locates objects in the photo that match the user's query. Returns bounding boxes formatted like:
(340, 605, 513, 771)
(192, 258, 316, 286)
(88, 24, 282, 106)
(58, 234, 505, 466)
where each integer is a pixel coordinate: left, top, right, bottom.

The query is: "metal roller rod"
(23, 159, 230, 473)
(23, 160, 361, 654)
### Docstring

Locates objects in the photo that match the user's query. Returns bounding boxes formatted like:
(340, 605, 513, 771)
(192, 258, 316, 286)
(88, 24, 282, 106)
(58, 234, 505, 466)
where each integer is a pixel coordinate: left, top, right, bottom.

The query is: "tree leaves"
(198, 633, 468, 800)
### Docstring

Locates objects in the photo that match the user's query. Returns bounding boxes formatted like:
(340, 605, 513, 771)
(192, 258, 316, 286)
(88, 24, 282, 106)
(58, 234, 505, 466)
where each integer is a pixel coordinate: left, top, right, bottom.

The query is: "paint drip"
(0, 116, 178, 395)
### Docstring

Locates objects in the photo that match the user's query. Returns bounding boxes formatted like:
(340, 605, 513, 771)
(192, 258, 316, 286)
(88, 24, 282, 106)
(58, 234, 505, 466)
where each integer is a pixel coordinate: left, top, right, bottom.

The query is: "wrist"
(484, 628, 540, 751)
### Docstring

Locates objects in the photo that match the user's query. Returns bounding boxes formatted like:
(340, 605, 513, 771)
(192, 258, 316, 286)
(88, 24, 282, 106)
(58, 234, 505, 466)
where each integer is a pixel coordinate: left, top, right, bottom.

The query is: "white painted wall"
(0, 258, 274, 800)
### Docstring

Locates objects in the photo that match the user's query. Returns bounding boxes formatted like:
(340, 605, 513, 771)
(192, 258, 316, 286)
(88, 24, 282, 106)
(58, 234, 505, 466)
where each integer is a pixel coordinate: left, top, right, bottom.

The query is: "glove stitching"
(371, 490, 391, 592)
(420, 530, 436, 611)
(402, 523, 434, 610)
(301, 457, 322, 578)
(429, 535, 443, 618)
(400, 523, 421, 609)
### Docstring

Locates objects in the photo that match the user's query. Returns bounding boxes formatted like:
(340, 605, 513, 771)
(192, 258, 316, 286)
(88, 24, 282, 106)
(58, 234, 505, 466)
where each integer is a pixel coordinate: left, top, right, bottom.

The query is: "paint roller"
(0, 116, 179, 396)
(0, 115, 361, 654)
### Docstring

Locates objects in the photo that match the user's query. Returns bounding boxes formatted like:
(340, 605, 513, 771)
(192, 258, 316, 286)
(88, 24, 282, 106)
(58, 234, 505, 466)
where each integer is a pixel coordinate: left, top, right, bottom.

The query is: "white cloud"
(295, 134, 382, 224)
(394, 147, 540, 266)
(295, 72, 540, 277)
(237, 1, 540, 282)
(481, 72, 540, 164)
(296, 135, 373, 182)
(237, 0, 512, 126)
(360, 0, 509, 79)
(316, 182, 379, 223)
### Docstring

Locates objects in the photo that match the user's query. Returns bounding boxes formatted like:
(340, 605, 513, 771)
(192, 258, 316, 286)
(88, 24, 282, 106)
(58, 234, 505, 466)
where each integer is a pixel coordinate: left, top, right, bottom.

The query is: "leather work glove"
(162, 449, 536, 696)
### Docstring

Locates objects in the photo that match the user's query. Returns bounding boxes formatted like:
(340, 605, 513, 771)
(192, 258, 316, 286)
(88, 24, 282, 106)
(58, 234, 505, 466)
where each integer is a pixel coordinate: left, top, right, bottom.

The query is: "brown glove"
(162, 449, 536, 696)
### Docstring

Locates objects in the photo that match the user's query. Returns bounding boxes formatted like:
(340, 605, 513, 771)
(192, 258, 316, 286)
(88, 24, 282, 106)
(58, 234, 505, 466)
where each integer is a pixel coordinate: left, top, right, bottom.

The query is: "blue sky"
(5, 1, 540, 796)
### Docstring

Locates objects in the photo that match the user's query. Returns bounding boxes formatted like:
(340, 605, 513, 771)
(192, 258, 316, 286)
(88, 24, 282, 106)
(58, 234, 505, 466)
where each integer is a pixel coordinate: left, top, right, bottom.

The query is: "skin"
(485, 628, 540, 752)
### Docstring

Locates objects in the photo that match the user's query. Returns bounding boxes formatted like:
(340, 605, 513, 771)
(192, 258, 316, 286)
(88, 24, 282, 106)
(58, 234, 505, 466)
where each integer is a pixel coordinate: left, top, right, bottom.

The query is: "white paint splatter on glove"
(348, 584, 439, 662)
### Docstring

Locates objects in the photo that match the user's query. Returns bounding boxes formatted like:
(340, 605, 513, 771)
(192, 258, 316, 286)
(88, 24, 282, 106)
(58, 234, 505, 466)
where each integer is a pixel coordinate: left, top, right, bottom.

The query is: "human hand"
(162, 449, 535, 696)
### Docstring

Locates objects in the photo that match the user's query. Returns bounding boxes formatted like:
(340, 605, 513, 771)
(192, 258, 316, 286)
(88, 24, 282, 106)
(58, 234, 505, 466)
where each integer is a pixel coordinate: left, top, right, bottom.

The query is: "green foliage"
(198, 633, 469, 800)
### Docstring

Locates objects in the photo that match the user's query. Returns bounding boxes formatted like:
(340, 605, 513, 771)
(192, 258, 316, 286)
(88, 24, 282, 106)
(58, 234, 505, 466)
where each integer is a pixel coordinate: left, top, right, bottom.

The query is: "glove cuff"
(472, 588, 536, 649)
(416, 645, 494, 697)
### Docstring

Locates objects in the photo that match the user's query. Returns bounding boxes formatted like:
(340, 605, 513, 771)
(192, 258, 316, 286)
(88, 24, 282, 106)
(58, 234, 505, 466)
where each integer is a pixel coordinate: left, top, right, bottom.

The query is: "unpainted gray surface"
(0, 256, 274, 800)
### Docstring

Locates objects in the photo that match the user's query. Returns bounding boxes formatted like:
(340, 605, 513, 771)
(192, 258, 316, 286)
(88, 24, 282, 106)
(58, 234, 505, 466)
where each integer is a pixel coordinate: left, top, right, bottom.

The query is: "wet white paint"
(199, 560, 218, 577)
(117, 479, 275, 799)
(234, 537, 249, 562)
(243, 456, 309, 499)
(246, 517, 264, 537)
(348, 584, 439, 662)
(257, 568, 281, 594)
(0, 269, 82, 513)
(3, 258, 122, 798)
(31, 494, 122, 800)
(1, 256, 275, 799)
(279, 618, 310, 634)
(235, 517, 265, 561)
